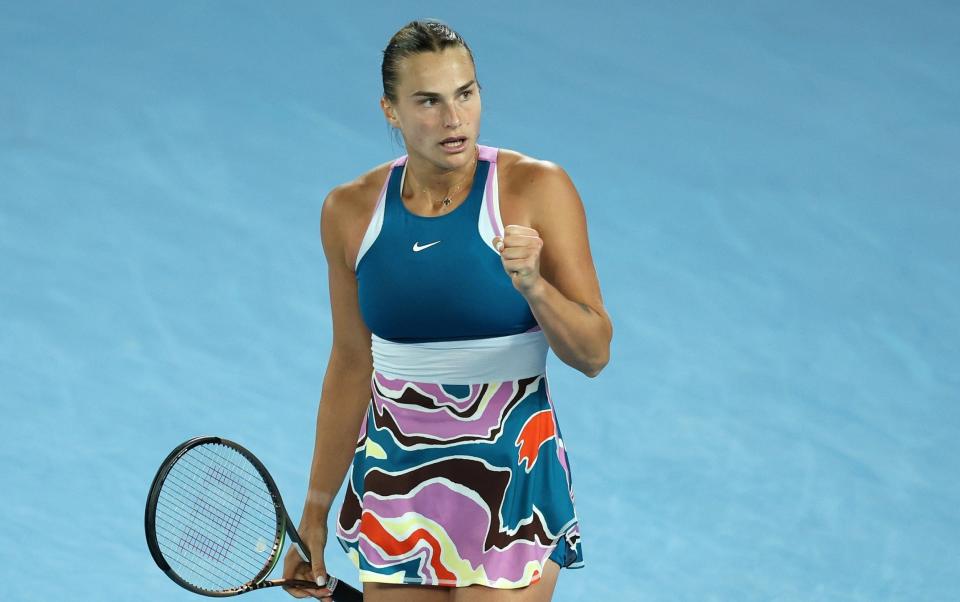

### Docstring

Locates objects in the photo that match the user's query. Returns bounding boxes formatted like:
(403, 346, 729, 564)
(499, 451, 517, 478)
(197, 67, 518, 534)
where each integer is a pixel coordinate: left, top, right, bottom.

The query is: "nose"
(442, 101, 461, 128)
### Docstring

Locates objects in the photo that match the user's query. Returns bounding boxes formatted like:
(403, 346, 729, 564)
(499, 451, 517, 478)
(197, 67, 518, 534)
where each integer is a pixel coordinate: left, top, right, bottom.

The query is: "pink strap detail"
(480, 146, 502, 238)
(484, 165, 501, 238)
(373, 163, 396, 209)
(477, 144, 498, 163)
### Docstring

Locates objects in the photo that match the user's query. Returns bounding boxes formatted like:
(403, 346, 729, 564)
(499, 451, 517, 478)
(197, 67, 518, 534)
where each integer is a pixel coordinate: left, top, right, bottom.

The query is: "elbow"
(564, 315, 613, 377)
(582, 363, 606, 378)
(581, 320, 612, 378)
(580, 350, 610, 378)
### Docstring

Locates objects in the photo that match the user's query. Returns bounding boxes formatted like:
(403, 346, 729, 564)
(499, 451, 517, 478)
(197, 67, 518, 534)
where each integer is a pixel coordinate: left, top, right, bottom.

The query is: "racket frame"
(144, 436, 315, 597)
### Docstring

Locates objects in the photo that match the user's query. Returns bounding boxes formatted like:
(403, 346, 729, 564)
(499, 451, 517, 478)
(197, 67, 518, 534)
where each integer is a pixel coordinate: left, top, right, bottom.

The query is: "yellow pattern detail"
(365, 438, 387, 459)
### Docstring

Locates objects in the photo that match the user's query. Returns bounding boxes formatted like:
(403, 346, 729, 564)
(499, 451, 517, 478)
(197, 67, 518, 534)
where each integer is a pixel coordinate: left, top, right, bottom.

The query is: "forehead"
(395, 47, 476, 93)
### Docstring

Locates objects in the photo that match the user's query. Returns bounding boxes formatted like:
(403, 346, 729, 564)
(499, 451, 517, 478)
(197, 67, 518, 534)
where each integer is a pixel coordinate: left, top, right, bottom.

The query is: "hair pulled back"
(381, 20, 476, 103)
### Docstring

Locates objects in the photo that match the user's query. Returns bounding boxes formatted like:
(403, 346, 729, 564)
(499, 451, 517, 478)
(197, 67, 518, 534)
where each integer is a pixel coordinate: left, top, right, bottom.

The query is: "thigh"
(363, 582, 451, 602)
(449, 560, 560, 602)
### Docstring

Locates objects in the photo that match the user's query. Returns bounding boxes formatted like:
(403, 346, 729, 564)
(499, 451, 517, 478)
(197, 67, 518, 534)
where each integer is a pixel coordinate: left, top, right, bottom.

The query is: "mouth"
(439, 136, 468, 150)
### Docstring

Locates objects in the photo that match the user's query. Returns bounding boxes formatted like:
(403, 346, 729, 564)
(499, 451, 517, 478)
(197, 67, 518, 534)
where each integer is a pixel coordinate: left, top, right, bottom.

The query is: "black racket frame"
(144, 435, 361, 600)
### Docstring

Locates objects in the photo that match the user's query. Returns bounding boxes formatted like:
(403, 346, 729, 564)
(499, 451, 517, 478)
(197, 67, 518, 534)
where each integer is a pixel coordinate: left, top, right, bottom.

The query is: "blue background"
(1, 1, 958, 600)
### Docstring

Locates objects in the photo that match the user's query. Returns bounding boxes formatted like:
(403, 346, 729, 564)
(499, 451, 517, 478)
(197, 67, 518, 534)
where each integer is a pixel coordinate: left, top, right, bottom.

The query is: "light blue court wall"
(1, 1, 958, 600)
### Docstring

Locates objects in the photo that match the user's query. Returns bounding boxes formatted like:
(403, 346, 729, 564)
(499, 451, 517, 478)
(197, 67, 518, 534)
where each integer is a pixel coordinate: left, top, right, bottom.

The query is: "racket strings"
(162, 458, 277, 549)
(154, 490, 272, 575)
(154, 443, 284, 592)
(171, 445, 276, 541)
(156, 446, 276, 588)
(154, 520, 262, 588)
(155, 496, 272, 575)
(163, 463, 278, 535)
(157, 464, 269, 587)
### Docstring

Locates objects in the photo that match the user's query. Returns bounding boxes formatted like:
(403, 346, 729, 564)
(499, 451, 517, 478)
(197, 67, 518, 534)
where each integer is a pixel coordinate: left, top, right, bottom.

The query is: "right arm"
(283, 185, 374, 598)
(303, 185, 374, 524)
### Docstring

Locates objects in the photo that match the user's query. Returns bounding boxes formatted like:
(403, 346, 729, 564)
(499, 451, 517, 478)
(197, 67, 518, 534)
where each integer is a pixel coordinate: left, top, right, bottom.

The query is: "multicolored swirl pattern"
(336, 371, 583, 588)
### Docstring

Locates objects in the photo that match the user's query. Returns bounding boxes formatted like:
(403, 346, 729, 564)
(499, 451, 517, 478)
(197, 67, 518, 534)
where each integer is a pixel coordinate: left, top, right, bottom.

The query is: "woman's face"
(382, 46, 481, 171)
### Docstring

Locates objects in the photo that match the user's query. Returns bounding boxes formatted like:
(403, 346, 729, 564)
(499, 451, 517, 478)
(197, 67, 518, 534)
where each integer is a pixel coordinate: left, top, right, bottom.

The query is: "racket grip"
(331, 578, 364, 602)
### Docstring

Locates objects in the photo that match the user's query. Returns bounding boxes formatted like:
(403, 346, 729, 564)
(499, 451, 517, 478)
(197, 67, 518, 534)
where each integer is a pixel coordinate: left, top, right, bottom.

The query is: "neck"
(403, 146, 479, 200)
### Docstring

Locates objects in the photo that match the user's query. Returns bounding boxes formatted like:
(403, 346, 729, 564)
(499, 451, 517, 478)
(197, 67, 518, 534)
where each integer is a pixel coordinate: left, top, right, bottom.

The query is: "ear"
(380, 97, 399, 128)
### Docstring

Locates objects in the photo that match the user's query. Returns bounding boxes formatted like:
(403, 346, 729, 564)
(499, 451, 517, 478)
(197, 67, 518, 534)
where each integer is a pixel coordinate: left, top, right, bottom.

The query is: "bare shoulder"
(321, 160, 394, 269)
(496, 148, 571, 184)
(322, 160, 393, 224)
(495, 148, 582, 230)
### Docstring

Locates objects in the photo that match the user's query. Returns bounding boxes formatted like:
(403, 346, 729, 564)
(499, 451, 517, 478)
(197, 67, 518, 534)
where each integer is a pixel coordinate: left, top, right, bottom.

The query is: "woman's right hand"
(282, 516, 333, 600)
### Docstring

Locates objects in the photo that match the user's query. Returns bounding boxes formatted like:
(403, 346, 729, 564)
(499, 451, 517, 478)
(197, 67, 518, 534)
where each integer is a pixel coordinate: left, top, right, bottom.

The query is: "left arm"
(493, 160, 612, 377)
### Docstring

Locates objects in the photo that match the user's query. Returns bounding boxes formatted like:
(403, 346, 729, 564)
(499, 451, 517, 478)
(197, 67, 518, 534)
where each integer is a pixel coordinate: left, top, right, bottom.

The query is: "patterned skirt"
(335, 331, 583, 588)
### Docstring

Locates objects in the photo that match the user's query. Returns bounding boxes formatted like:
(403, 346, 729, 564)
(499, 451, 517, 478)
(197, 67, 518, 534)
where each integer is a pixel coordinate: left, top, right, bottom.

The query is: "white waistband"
(371, 330, 548, 384)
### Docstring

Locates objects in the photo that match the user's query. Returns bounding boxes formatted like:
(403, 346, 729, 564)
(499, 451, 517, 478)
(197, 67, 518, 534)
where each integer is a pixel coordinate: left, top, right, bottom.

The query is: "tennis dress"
(335, 145, 583, 588)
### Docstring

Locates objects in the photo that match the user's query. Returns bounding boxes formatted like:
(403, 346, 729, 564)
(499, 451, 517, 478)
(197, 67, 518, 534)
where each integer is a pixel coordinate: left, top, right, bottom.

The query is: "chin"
(411, 139, 476, 168)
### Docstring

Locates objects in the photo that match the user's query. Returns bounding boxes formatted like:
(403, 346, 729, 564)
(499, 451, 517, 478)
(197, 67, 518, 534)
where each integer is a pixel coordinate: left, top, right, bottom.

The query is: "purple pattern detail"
(359, 482, 552, 584)
(375, 373, 483, 412)
(372, 376, 522, 440)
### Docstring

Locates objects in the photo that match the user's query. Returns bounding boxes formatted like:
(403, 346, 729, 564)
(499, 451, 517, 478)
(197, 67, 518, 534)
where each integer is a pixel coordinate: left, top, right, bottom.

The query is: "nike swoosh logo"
(413, 241, 441, 252)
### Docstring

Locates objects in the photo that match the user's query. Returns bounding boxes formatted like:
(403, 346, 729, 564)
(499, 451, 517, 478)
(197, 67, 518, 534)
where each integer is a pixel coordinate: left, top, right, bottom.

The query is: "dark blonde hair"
(381, 20, 476, 102)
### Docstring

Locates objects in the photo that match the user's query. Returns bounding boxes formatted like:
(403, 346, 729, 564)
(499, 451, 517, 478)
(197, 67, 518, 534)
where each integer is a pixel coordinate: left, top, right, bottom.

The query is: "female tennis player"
(283, 20, 612, 601)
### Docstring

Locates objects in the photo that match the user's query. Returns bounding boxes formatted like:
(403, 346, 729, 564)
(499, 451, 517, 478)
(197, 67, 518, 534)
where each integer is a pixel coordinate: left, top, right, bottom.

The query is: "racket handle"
(282, 577, 363, 600)
(329, 577, 364, 602)
(284, 510, 361, 599)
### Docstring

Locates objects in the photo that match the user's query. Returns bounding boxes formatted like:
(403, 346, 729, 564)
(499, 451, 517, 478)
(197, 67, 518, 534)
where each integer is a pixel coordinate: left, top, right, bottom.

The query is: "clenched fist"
(492, 224, 544, 295)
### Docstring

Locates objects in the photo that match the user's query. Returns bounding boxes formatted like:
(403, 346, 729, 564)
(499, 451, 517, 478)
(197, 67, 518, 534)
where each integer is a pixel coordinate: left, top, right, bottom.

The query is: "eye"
(421, 97, 437, 106)
(460, 89, 473, 100)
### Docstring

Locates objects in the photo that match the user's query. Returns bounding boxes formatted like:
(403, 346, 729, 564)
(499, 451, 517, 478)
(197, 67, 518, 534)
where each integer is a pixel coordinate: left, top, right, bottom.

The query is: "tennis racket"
(145, 436, 363, 600)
